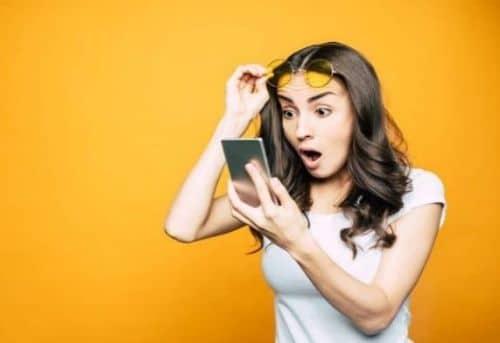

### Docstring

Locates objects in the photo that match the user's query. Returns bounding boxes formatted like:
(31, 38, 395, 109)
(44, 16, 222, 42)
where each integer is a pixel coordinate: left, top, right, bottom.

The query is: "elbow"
(354, 286, 396, 336)
(163, 221, 194, 243)
(356, 308, 393, 336)
(357, 317, 388, 336)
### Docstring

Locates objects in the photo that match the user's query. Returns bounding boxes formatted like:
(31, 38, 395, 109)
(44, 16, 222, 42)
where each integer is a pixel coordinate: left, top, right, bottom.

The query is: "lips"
(298, 147, 322, 169)
(299, 147, 322, 159)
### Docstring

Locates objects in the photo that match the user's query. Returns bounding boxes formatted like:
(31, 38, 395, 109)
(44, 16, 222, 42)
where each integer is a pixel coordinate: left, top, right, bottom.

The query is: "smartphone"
(221, 138, 279, 207)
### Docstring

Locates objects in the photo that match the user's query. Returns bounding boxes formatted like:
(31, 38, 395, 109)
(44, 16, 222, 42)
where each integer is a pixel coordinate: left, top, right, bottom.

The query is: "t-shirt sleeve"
(263, 235, 273, 251)
(387, 169, 447, 230)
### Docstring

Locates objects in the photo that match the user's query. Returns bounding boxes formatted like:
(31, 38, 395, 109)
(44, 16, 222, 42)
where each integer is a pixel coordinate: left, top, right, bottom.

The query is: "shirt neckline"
(305, 210, 345, 218)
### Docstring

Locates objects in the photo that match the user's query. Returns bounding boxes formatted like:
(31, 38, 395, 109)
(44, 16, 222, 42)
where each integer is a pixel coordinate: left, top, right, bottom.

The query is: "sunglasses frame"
(265, 58, 337, 89)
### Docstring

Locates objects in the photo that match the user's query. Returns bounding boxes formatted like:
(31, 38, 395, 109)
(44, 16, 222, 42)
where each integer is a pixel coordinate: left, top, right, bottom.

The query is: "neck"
(310, 166, 352, 210)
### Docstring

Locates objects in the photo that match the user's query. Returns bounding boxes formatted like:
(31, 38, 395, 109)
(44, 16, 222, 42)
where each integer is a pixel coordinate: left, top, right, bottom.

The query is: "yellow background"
(2, 1, 499, 342)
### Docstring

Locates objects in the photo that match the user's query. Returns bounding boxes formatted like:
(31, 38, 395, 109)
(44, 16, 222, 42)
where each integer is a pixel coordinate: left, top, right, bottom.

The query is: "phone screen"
(221, 138, 278, 207)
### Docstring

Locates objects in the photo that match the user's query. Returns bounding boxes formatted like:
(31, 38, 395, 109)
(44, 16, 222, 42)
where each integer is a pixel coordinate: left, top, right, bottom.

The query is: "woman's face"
(278, 71, 355, 180)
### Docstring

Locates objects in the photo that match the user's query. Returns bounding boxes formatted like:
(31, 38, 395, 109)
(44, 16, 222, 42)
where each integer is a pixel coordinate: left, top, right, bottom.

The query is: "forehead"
(276, 72, 346, 101)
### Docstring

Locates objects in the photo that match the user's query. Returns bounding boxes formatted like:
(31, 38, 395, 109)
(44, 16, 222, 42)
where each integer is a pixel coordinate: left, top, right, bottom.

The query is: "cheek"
(282, 121, 296, 143)
(320, 120, 353, 163)
(321, 117, 353, 143)
(342, 117, 354, 141)
(339, 111, 355, 140)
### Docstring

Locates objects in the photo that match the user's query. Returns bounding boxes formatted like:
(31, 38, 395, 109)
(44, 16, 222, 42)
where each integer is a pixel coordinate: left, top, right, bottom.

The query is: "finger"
(227, 182, 260, 228)
(238, 73, 251, 91)
(227, 179, 262, 223)
(227, 179, 240, 203)
(226, 66, 243, 89)
(227, 65, 251, 91)
(269, 177, 293, 207)
(231, 206, 261, 231)
(250, 69, 266, 92)
(227, 65, 263, 90)
(247, 66, 259, 76)
(255, 75, 269, 92)
(249, 65, 272, 83)
(248, 64, 267, 76)
(245, 162, 276, 216)
(241, 74, 253, 93)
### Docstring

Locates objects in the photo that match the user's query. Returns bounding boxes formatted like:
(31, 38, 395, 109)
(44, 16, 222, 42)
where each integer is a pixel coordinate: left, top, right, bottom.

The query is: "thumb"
(255, 75, 269, 92)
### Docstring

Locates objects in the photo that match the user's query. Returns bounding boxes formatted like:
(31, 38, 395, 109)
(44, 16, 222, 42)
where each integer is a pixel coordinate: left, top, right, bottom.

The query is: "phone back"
(221, 138, 276, 207)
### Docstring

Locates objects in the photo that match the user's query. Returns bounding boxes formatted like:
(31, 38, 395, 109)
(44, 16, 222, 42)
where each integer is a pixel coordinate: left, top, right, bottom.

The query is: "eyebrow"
(277, 91, 336, 104)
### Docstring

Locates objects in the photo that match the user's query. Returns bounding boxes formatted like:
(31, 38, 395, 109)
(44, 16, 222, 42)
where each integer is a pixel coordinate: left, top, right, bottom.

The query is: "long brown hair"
(245, 41, 413, 259)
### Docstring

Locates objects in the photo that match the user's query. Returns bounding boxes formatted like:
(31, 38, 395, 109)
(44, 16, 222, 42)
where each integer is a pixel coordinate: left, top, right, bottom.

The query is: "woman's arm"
(286, 202, 443, 335)
(164, 113, 249, 242)
(164, 64, 270, 242)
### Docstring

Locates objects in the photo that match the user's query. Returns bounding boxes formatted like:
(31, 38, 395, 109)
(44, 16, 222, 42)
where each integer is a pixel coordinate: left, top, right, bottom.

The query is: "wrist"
(223, 110, 255, 125)
(286, 229, 316, 261)
(213, 114, 248, 139)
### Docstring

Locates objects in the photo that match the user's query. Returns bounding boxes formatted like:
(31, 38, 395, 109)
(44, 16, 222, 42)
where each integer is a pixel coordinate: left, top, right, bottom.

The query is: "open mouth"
(299, 148, 322, 162)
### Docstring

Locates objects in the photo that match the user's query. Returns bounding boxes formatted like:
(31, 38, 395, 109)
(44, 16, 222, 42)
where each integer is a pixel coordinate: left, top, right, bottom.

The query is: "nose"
(295, 114, 313, 141)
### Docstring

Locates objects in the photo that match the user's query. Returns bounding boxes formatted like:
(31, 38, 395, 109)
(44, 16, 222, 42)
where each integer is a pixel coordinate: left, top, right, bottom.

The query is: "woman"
(165, 41, 447, 342)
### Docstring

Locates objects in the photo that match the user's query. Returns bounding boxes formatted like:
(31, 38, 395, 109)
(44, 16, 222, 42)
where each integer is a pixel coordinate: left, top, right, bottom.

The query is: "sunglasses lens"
(305, 59, 333, 87)
(266, 59, 292, 88)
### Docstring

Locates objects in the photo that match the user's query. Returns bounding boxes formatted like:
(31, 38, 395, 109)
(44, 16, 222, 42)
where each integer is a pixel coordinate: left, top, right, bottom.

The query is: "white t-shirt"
(261, 167, 447, 343)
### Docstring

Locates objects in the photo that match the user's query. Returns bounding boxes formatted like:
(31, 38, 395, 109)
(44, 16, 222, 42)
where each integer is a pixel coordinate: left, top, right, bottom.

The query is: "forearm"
(165, 113, 249, 239)
(286, 232, 390, 334)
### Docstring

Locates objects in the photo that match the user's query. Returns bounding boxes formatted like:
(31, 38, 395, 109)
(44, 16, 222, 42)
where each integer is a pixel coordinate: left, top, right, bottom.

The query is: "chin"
(309, 164, 345, 180)
(307, 169, 331, 180)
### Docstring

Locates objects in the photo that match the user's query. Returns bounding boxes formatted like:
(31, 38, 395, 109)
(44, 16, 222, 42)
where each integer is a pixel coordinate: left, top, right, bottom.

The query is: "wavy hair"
(245, 41, 413, 259)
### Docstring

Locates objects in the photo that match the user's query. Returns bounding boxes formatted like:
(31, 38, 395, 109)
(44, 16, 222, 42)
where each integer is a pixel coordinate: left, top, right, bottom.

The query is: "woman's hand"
(227, 160, 310, 251)
(224, 64, 271, 123)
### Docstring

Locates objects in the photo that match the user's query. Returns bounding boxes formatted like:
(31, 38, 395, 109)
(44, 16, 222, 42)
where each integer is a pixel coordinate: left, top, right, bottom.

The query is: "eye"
(316, 107, 332, 116)
(281, 109, 296, 119)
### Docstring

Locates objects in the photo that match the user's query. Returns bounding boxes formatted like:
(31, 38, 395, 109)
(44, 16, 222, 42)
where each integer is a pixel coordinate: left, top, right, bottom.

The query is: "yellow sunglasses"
(264, 58, 337, 89)
(249, 58, 337, 135)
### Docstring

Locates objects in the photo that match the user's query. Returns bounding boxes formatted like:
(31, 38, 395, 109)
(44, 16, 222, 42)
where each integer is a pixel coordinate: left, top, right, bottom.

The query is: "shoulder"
(388, 167, 447, 229)
(407, 167, 445, 200)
